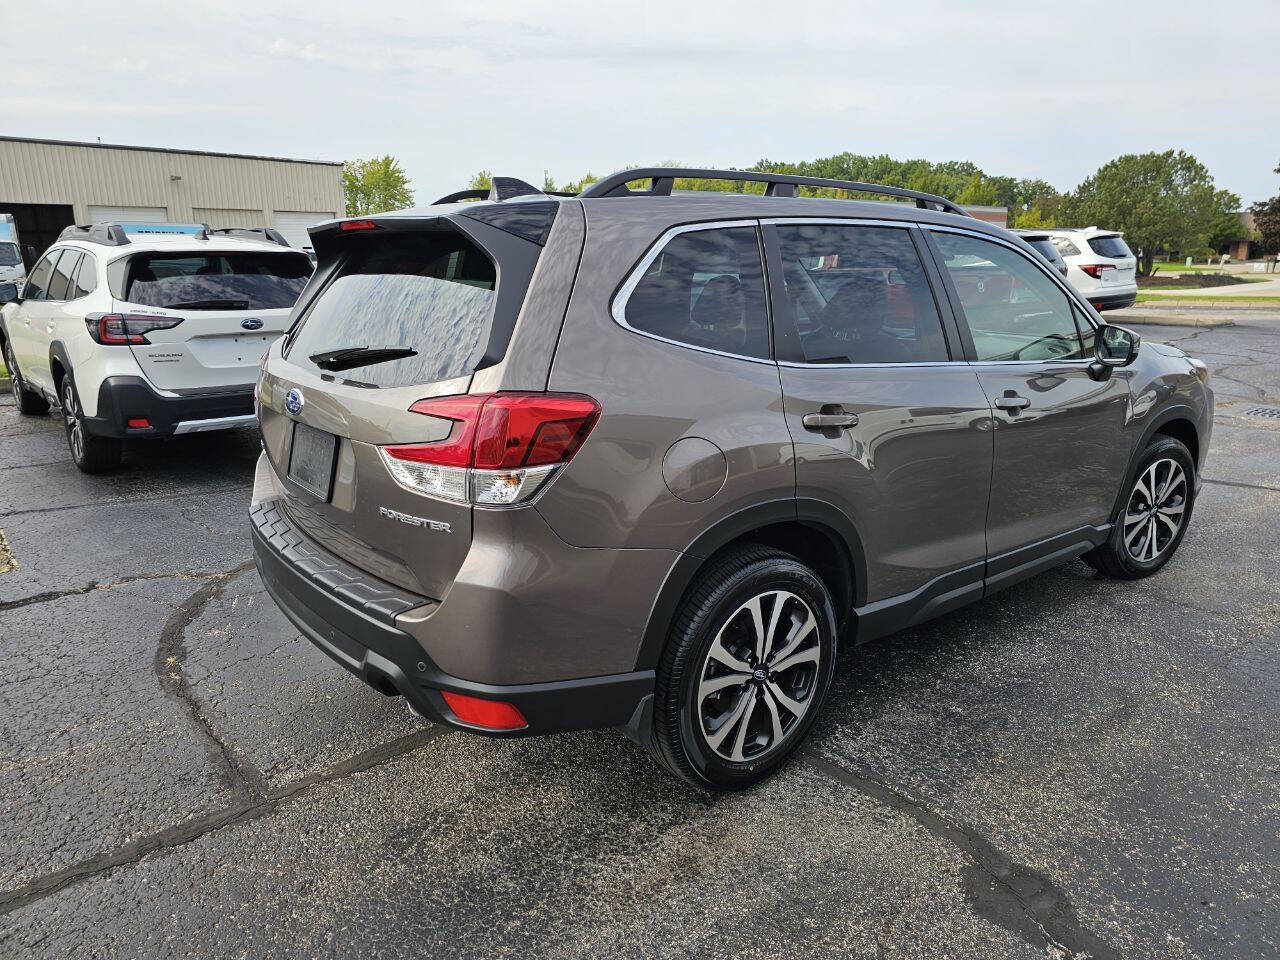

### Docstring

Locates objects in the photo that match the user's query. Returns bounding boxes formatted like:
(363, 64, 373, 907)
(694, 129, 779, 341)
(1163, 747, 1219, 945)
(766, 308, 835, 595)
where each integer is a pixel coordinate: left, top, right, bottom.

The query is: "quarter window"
(774, 223, 949, 364)
(1051, 237, 1082, 257)
(932, 231, 1088, 362)
(623, 226, 770, 360)
(71, 252, 98, 299)
(45, 250, 81, 302)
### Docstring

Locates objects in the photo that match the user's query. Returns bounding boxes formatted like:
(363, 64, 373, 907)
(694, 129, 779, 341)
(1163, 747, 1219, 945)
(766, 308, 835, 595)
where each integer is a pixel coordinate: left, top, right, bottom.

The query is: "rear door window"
(0, 243, 20, 267)
(622, 226, 770, 360)
(45, 250, 81, 302)
(932, 231, 1088, 362)
(773, 223, 950, 364)
(286, 229, 499, 388)
(120, 252, 312, 309)
(1087, 235, 1133, 259)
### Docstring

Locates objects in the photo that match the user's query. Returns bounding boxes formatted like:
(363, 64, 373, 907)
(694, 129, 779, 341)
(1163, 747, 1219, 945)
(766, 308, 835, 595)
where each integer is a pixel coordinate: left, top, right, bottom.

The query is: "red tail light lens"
(340, 219, 379, 232)
(85, 313, 183, 345)
(1077, 264, 1114, 279)
(380, 392, 600, 506)
(440, 690, 527, 731)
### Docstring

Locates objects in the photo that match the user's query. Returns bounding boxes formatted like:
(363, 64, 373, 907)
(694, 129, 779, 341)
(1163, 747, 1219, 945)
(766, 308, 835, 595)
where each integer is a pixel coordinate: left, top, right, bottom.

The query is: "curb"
(0, 376, 10, 391)
(1107, 312, 1235, 328)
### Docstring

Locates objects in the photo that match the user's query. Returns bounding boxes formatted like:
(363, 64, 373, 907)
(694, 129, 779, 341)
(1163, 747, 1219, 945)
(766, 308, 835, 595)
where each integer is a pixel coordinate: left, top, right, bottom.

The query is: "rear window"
(1024, 238, 1059, 261)
(121, 252, 312, 310)
(0, 243, 20, 267)
(285, 231, 498, 388)
(1087, 235, 1132, 259)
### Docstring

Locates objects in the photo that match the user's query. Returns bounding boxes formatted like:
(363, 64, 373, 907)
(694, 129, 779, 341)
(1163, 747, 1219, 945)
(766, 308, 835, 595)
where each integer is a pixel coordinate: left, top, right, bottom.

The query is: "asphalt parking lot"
(2, 317, 1278, 960)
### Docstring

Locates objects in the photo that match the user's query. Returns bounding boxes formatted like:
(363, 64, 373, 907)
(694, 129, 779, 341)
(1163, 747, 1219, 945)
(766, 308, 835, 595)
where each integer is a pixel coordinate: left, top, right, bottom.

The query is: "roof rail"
(58, 223, 132, 246)
(578, 167, 970, 216)
(208, 226, 291, 247)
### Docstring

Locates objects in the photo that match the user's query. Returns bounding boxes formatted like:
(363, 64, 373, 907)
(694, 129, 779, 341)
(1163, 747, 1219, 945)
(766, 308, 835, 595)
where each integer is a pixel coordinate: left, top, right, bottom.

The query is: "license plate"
(287, 422, 338, 501)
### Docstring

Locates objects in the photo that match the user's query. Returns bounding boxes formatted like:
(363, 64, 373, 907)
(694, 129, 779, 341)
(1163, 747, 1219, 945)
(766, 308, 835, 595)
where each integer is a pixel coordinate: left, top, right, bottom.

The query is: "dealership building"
(0, 136, 344, 264)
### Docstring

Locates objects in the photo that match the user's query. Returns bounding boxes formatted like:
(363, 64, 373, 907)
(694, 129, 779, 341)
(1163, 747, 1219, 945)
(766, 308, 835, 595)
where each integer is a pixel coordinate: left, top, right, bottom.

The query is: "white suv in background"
(0, 223, 312, 472)
(1047, 227, 1138, 311)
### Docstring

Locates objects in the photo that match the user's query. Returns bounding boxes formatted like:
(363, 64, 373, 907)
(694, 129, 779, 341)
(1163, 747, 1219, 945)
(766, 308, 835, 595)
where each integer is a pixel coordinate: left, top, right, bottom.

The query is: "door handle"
(802, 411, 859, 430)
(993, 394, 1031, 412)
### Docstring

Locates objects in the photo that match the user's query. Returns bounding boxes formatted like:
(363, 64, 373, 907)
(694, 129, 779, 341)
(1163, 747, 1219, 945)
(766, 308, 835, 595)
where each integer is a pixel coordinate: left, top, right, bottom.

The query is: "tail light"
(85, 313, 183, 345)
(340, 219, 379, 232)
(439, 690, 527, 731)
(379, 392, 600, 506)
(1077, 264, 1115, 280)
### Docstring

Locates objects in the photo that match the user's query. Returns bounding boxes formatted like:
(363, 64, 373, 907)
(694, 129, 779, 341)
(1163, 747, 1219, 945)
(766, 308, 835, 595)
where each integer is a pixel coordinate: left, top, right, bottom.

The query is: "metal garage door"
(273, 211, 333, 252)
(87, 205, 168, 224)
(194, 208, 263, 230)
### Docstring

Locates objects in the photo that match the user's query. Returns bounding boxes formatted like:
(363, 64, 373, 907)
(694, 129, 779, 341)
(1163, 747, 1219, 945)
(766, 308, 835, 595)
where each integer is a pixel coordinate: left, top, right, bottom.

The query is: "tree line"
(343, 151, 1276, 277)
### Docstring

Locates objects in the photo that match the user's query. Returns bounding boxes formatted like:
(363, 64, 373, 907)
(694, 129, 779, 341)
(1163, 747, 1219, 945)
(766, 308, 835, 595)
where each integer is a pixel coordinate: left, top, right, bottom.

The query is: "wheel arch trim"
(632, 498, 868, 671)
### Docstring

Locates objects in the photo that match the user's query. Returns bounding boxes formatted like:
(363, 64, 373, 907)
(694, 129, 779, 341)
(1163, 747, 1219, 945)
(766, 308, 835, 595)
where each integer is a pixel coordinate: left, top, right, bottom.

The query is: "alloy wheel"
(696, 590, 822, 763)
(62, 379, 84, 462)
(1123, 458, 1186, 563)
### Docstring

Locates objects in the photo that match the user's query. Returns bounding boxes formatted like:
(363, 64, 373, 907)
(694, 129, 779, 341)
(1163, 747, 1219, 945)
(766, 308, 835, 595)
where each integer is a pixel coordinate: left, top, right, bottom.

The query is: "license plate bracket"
(287, 421, 338, 501)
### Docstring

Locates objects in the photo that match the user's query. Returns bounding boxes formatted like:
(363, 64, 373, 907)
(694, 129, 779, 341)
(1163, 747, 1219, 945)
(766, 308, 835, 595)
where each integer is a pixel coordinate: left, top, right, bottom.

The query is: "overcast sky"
(7, 1, 1279, 205)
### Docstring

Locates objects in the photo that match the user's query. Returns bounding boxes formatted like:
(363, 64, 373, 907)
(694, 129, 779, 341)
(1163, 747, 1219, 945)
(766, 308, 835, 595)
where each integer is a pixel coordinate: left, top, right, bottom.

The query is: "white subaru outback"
(0, 223, 312, 472)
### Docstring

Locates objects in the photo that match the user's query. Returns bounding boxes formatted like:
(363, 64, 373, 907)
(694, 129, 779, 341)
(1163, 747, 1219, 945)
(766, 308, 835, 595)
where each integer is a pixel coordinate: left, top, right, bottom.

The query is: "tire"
(1083, 435, 1195, 580)
(652, 545, 838, 790)
(59, 372, 122, 474)
(3, 337, 50, 416)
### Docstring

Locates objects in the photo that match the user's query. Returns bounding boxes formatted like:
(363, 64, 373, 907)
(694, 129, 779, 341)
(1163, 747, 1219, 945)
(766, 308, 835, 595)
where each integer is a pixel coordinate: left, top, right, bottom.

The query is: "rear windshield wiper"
(164, 299, 252, 310)
(309, 345, 418, 371)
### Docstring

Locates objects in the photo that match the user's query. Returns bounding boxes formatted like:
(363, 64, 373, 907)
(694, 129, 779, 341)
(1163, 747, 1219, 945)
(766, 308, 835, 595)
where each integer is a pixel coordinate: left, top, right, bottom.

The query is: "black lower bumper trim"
(250, 501, 654, 737)
(1086, 291, 1138, 311)
(83, 375, 254, 438)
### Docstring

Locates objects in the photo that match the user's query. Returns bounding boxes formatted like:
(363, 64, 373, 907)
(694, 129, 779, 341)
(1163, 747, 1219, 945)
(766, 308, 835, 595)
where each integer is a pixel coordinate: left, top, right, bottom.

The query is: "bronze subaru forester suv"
(251, 169, 1213, 789)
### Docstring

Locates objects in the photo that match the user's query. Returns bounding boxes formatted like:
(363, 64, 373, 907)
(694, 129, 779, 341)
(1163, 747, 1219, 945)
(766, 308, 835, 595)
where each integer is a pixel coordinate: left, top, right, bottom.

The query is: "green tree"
(466, 170, 493, 192)
(1060, 150, 1239, 275)
(342, 156, 414, 216)
(1249, 160, 1280, 256)
(955, 174, 999, 206)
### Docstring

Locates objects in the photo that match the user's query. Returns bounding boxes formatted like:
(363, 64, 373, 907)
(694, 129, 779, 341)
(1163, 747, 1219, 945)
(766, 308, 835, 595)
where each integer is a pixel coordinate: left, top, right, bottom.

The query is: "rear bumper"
(250, 497, 654, 737)
(1086, 290, 1138, 311)
(83, 376, 255, 438)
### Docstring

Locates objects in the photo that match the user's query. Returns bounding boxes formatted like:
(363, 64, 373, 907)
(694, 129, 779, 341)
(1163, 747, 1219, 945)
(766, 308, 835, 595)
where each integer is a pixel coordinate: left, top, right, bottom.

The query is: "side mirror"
(0, 282, 19, 305)
(1088, 324, 1140, 380)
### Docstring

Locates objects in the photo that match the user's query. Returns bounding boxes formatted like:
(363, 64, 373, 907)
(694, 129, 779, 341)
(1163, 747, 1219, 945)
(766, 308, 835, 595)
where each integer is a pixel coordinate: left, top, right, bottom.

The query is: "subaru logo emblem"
(284, 388, 304, 416)
(241, 317, 264, 330)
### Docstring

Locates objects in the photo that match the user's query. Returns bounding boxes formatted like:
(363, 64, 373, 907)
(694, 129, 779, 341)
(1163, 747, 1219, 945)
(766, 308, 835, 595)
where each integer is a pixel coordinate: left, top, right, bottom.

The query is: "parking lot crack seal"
(803, 750, 1120, 960)
(154, 561, 268, 804)
(0, 569, 235, 612)
(0, 727, 446, 916)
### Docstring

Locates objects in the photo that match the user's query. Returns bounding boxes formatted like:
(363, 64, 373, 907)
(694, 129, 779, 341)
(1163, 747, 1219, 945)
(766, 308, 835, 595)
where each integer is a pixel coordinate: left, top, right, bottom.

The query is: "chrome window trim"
(610, 219, 776, 366)
(925, 222, 1102, 333)
(761, 216, 915, 229)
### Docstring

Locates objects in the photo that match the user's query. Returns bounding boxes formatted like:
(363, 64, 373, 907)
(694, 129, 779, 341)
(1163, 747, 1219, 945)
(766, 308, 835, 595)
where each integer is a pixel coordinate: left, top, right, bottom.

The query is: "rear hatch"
(1086, 234, 1136, 286)
(258, 208, 553, 599)
(111, 248, 313, 391)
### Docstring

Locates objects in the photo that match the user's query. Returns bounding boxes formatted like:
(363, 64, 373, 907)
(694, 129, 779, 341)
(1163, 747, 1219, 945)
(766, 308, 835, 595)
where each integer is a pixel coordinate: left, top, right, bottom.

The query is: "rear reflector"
(126, 418, 151, 429)
(439, 690, 527, 730)
(381, 392, 600, 506)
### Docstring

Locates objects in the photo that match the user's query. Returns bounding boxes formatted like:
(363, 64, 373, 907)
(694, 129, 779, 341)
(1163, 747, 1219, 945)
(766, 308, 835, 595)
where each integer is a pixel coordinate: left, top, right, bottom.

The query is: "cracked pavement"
(1, 314, 1279, 958)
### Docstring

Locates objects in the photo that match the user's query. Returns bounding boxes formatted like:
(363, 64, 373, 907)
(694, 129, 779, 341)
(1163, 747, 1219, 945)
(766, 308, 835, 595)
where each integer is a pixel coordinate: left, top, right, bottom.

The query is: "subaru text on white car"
(0, 222, 313, 472)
